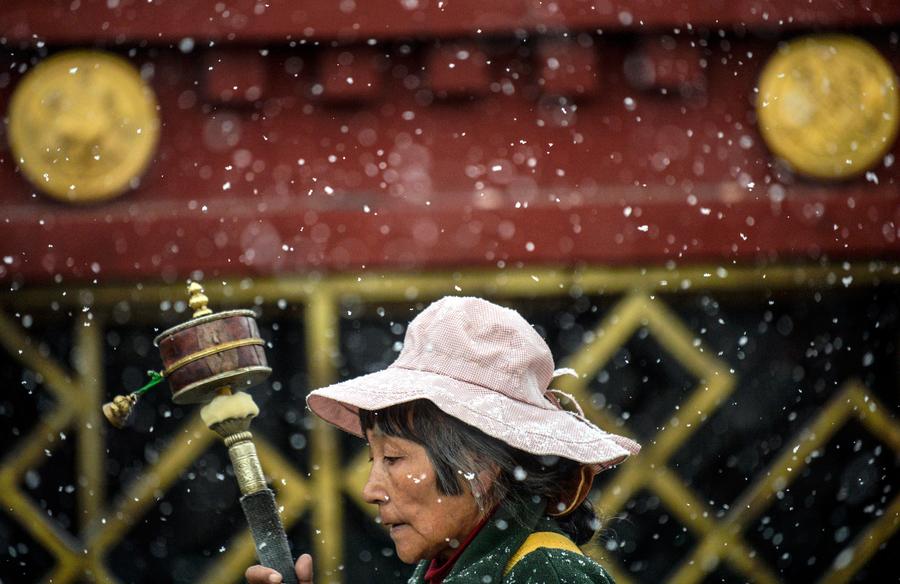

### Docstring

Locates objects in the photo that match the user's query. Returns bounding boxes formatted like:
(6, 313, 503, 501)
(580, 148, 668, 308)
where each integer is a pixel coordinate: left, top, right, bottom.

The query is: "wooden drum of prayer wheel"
(153, 285, 271, 404)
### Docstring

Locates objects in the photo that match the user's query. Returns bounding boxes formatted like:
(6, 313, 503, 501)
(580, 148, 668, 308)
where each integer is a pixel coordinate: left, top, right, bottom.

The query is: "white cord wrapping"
(552, 367, 579, 379)
(546, 388, 586, 418)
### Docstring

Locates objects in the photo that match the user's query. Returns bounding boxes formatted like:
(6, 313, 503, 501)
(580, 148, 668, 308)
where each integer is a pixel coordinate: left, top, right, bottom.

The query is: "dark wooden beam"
(2, 189, 897, 284)
(2, 0, 899, 45)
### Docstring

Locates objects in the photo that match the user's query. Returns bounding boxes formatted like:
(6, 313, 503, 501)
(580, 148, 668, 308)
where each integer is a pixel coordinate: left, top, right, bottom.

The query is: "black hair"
(359, 399, 601, 545)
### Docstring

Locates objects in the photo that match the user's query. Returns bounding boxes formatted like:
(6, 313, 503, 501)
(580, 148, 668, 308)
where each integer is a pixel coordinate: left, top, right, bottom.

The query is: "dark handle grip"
(239, 489, 299, 584)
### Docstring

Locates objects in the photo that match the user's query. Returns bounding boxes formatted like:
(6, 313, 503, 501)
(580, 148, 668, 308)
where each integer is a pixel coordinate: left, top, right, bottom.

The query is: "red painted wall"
(1, 2, 898, 285)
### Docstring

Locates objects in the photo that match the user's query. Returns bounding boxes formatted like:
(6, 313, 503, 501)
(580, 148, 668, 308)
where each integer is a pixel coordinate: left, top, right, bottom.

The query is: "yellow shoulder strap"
(502, 531, 583, 576)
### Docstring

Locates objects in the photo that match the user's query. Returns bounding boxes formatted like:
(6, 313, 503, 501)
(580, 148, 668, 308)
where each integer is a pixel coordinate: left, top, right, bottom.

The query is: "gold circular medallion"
(757, 34, 899, 180)
(7, 50, 160, 203)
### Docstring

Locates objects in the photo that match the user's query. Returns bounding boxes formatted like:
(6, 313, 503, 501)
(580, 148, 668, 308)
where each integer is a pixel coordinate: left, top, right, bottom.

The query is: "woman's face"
(363, 428, 483, 564)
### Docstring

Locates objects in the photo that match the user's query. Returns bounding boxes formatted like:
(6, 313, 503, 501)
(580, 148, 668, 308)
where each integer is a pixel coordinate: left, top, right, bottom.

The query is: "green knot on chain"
(135, 370, 165, 395)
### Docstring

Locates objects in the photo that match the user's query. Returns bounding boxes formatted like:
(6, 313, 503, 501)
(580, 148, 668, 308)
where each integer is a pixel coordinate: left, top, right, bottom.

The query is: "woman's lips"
(388, 523, 408, 535)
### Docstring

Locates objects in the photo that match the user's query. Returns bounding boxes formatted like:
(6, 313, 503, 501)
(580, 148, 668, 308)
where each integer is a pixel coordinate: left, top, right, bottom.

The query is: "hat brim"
(306, 365, 640, 471)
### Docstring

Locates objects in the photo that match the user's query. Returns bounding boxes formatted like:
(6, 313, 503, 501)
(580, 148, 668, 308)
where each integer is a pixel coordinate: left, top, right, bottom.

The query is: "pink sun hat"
(306, 296, 640, 473)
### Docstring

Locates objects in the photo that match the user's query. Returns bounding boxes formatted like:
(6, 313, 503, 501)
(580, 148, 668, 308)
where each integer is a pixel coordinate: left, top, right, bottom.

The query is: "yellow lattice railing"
(0, 263, 897, 583)
(551, 293, 900, 584)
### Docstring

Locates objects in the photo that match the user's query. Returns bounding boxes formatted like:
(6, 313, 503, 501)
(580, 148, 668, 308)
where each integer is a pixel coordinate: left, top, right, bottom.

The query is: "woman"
(247, 296, 640, 583)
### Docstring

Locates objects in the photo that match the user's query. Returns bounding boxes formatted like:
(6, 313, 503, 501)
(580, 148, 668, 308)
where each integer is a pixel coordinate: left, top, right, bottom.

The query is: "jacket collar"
(409, 496, 548, 584)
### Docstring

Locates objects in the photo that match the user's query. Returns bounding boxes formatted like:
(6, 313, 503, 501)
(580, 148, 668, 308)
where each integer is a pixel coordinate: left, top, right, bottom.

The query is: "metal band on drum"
(162, 338, 265, 377)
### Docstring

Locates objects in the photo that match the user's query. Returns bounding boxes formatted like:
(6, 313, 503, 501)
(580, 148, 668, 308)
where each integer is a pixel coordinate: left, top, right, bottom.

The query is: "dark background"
(2, 285, 896, 583)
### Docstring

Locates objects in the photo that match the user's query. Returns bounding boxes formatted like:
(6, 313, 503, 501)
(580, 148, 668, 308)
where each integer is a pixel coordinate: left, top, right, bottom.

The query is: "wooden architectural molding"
(203, 47, 269, 104)
(426, 42, 491, 99)
(625, 35, 705, 94)
(2, 1, 897, 43)
(536, 38, 600, 97)
(316, 47, 383, 102)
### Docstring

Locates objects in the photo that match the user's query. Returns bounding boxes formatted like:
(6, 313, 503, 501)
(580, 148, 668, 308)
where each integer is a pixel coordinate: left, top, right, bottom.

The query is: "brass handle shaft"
(227, 437, 268, 495)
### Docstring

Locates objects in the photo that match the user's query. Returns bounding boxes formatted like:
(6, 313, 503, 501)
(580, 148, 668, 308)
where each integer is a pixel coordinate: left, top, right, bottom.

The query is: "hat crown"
(393, 297, 556, 408)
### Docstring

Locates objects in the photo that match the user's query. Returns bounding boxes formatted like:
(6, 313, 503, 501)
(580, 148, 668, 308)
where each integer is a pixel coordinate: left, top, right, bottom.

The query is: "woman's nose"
(362, 465, 388, 505)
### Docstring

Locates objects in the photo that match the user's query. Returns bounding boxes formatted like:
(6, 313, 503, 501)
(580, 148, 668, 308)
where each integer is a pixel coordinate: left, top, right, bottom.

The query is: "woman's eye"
(383, 456, 401, 465)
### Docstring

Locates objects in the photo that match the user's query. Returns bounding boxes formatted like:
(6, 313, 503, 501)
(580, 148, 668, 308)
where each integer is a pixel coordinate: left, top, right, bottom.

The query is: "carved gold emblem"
(7, 50, 160, 203)
(757, 34, 899, 179)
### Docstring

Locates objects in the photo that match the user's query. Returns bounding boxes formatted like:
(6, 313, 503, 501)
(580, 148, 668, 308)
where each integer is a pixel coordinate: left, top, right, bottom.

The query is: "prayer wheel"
(101, 282, 298, 584)
(154, 307, 271, 404)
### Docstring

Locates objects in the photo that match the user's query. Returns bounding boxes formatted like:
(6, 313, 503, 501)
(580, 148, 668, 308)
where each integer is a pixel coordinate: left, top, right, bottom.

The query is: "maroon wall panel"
(0, 7, 898, 285)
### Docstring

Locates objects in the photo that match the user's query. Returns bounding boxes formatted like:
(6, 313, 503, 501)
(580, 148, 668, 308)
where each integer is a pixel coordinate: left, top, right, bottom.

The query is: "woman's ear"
(478, 463, 501, 490)
(472, 463, 501, 504)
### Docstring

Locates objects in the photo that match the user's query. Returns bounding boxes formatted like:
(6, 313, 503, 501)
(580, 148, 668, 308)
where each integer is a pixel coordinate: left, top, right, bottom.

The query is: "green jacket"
(407, 498, 615, 584)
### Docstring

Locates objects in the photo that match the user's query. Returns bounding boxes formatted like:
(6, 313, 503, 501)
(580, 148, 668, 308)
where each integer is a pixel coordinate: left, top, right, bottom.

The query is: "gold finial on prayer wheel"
(188, 282, 213, 318)
(101, 393, 139, 429)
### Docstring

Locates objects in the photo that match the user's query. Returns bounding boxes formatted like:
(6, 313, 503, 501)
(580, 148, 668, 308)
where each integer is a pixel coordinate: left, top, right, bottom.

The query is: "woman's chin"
(389, 531, 421, 564)
(393, 545, 422, 564)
